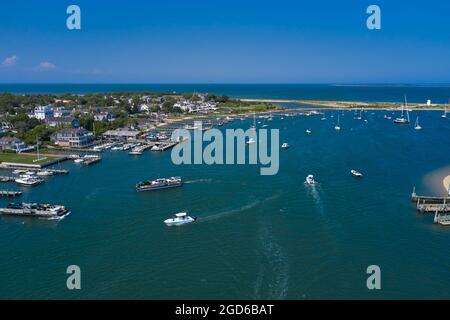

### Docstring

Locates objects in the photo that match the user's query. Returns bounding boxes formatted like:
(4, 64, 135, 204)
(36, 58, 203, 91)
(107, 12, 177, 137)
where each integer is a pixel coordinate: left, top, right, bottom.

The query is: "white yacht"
(164, 212, 196, 226)
(15, 175, 43, 186)
(74, 158, 84, 164)
(414, 117, 422, 130)
(36, 170, 53, 177)
(305, 174, 316, 185)
(281, 143, 289, 149)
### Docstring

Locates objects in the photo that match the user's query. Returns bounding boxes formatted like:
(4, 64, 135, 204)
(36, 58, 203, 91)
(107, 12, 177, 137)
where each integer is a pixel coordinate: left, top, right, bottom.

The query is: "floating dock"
(0, 190, 22, 197)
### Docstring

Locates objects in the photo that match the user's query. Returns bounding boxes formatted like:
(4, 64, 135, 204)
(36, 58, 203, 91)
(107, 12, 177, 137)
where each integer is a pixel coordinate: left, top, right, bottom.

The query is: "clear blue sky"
(0, 0, 449, 83)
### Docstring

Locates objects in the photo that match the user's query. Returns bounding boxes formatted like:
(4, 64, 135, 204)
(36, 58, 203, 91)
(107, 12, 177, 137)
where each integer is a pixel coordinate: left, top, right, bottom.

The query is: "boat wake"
(253, 224, 289, 299)
(185, 178, 214, 184)
(198, 192, 282, 223)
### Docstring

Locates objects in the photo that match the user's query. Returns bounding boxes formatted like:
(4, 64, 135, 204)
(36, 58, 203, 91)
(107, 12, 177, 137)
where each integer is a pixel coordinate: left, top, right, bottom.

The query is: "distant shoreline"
(240, 98, 449, 110)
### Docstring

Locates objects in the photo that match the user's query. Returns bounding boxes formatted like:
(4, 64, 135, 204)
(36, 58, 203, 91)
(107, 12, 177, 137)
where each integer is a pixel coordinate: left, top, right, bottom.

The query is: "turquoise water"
(1, 110, 449, 299)
(1, 83, 450, 103)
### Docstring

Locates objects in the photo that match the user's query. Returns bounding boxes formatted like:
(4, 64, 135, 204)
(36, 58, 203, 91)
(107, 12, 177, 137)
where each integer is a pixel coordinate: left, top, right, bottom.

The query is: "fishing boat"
(74, 158, 84, 164)
(136, 177, 182, 192)
(334, 115, 341, 131)
(281, 143, 289, 149)
(414, 117, 422, 130)
(351, 170, 363, 177)
(305, 174, 316, 185)
(394, 96, 410, 124)
(164, 212, 196, 226)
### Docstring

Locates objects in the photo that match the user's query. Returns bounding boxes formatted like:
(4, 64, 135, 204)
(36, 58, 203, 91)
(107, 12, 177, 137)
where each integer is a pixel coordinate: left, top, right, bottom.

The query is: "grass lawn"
(0, 152, 60, 165)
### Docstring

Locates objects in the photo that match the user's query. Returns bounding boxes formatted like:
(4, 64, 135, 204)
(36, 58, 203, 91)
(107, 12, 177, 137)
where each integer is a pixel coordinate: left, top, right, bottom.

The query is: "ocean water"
(1, 83, 450, 103)
(0, 109, 449, 299)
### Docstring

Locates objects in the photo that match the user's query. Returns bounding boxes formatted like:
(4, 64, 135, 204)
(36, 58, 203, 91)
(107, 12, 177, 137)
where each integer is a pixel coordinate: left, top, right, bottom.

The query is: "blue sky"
(0, 0, 449, 83)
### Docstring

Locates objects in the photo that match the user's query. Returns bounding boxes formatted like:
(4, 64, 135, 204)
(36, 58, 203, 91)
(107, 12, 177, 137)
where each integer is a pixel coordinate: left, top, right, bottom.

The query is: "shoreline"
(239, 98, 449, 110)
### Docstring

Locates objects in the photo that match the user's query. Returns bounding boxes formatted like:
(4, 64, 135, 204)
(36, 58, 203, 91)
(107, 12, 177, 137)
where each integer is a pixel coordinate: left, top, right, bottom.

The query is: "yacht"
(414, 117, 422, 130)
(164, 212, 196, 226)
(129, 149, 143, 155)
(434, 212, 450, 226)
(36, 170, 53, 177)
(351, 169, 363, 177)
(305, 174, 316, 185)
(281, 143, 290, 149)
(394, 96, 410, 124)
(136, 177, 182, 192)
(15, 175, 43, 186)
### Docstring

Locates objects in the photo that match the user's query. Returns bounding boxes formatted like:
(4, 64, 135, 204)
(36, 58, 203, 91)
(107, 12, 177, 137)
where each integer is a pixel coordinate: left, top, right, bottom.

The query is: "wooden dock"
(0, 190, 22, 197)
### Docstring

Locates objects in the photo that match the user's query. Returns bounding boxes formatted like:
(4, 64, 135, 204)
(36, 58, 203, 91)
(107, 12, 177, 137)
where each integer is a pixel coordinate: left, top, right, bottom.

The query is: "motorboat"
(305, 174, 316, 185)
(281, 143, 289, 149)
(36, 170, 53, 177)
(164, 212, 196, 226)
(351, 170, 363, 177)
(306, 129, 312, 134)
(15, 175, 43, 186)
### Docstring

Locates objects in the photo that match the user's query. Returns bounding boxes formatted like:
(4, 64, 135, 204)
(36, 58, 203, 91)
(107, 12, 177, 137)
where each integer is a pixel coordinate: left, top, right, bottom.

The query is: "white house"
(34, 105, 54, 120)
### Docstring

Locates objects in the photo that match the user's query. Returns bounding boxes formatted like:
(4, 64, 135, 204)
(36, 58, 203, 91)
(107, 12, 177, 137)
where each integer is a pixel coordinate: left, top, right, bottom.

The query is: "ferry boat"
(0, 203, 70, 218)
(136, 177, 182, 192)
(281, 143, 290, 149)
(305, 174, 316, 185)
(164, 212, 196, 226)
(351, 169, 363, 177)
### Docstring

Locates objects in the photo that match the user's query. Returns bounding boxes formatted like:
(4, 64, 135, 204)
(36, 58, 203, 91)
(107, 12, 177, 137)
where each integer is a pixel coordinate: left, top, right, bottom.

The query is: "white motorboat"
(305, 174, 316, 185)
(74, 158, 84, 164)
(164, 212, 196, 226)
(281, 143, 289, 149)
(434, 212, 450, 226)
(351, 169, 363, 177)
(306, 129, 312, 134)
(15, 175, 43, 186)
(36, 170, 53, 177)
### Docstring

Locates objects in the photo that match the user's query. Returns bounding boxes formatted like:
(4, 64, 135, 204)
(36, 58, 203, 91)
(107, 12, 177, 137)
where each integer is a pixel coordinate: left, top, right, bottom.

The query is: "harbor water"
(1, 109, 450, 299)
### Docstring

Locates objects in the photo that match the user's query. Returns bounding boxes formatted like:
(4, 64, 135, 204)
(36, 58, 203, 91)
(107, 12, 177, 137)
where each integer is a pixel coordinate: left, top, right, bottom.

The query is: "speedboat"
(164, 212, 196, 226)
(351, 170, 363, 177)
(306, 129, 312, 134)
(281, 143, 289, 149)
(305, 174, 316, 185)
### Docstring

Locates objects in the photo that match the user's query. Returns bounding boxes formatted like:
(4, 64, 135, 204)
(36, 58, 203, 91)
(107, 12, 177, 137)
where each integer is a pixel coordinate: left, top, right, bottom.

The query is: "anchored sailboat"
(334, 115, 341, 131)
(394, 96, 410, 124)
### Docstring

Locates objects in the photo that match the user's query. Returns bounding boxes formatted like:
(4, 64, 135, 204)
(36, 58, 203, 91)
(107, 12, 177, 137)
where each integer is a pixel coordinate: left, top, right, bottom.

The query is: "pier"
(0, 190, 22, 197)
(411, 187, 450, 214)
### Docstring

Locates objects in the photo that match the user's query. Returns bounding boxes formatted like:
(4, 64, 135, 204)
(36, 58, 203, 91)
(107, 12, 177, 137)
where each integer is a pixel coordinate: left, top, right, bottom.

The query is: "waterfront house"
(33, 105, 54, 120)
(45, 117, 80, 128)
(0, 137, 32, 153)
(94, 111, 115, 122)
(51, 128, 94, 148)
(102, 129, 142, 142)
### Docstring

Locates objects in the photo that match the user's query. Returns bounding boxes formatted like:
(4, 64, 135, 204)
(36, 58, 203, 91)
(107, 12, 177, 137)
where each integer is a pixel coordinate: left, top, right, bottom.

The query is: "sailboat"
(414, 116, 422, 130)
(250, 112, 256, 131)
(394, 96, 410, 124)
(442, 104, 448, 119)
(334, 115, 341, 131)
